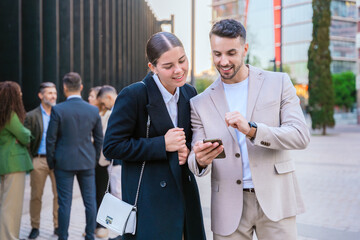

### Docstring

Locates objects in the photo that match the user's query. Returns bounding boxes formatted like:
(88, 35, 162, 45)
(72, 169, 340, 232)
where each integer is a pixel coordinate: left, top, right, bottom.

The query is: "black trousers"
(95, 164, 109, 228)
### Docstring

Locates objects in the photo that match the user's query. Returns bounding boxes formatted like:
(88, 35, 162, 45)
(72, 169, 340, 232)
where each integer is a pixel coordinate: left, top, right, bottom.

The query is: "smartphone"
(203, 138, 226, 159)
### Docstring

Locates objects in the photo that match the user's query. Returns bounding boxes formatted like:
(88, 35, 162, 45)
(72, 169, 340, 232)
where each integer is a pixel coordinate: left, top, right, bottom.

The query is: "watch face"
(249, 121, 257, 128)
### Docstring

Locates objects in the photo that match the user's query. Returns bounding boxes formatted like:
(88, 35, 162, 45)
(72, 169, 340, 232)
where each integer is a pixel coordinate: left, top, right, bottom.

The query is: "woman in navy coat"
(103, 32, 206, 240)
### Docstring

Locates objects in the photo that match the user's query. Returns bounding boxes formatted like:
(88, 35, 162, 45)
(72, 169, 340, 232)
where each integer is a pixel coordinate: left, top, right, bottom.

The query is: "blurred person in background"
(0, 81, 33, 240)
(24, 82, 59, 239)
(88, 86, 111, 239)
(46, 73, 103, 240)
(96, 85, 121, 240)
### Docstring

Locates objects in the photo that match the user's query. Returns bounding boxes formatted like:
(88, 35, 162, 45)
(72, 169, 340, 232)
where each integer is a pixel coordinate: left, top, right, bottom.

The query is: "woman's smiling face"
(148, 46, 189, 94)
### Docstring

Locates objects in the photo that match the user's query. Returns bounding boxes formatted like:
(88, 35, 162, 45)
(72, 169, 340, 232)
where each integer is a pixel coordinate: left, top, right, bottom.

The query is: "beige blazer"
(188, 65, 310, 236)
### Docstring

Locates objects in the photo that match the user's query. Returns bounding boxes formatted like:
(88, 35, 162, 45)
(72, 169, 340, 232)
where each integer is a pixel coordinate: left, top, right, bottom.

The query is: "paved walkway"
(19, 124, 360, 240)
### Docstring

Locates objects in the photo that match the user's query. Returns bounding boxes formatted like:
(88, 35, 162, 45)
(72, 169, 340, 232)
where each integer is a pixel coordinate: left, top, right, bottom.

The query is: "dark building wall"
(0, 0, 161, 111)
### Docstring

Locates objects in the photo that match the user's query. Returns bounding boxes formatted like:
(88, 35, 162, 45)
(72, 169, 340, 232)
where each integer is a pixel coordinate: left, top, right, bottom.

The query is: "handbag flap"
(96, 193, 135, 235)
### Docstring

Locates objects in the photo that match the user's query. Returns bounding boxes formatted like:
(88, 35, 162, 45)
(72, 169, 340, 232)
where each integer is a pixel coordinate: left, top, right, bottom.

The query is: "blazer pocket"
(274, 160, 295, 174)
(256, 100, 280, 111)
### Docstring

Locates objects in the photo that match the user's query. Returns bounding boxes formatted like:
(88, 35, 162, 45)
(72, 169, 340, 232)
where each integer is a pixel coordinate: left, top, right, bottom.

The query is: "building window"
(330, 40, 356, 58)
(283, 42, 310, 63)
(331, 61, 356, 73)
(283, 3, 312, 25)
(283, 23, 312, 43)
(331, 0, 356, 19)
(330, 20, 356, 38)
(212, 1, 246, 20)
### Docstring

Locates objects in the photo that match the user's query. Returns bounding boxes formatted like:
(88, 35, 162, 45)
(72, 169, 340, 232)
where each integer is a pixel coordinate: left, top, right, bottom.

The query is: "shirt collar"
(152, 74, 180, 104)
(67, 95, 82, 100)
(39, 104, 50, 116)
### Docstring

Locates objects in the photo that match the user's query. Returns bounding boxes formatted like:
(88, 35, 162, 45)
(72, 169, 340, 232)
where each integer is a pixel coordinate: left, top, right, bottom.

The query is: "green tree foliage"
(332, 72, 356, 111)
(307, 0, 334, 135)
(195, 78, 213, 93)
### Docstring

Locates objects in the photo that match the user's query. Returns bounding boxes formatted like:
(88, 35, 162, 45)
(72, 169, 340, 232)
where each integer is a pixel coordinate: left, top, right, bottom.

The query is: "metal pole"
(170, 14, 174, 33)
(190, 0, 195, 86)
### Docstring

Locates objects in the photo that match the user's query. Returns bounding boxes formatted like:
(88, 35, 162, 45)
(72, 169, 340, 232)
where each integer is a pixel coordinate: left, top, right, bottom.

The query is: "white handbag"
(96, 115, 150, 236)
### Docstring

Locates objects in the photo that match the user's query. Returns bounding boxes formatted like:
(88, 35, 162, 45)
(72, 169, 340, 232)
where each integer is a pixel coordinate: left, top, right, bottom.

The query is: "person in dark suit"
(103, 32, 206, 240)
(46, 72, 103, 240)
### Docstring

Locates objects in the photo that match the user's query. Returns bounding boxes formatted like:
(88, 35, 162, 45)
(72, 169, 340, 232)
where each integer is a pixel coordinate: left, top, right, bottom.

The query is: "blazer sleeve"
(253, 73, 310, 150)
(5, 113, 31, 146)
(103, 86, 167, 162)
(187, 98, 211, 177)
(92, 114, 103, 161)
(46, 107, 60, 169)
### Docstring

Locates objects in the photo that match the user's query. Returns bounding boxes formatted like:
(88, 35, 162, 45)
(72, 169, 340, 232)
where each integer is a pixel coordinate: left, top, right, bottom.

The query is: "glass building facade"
(212, 0, 358, 84)
(282, 0, 357, 84)
(212, 0, 247, 23)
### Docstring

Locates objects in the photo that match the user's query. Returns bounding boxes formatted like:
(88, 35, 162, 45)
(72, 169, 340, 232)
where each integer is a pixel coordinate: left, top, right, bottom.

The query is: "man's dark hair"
(63, 72, 82, 91)
(39, 82, 56, 94)
(210, 19, 246, 43)
(146, 32, 184, 66)
(97, 85, 117, 98)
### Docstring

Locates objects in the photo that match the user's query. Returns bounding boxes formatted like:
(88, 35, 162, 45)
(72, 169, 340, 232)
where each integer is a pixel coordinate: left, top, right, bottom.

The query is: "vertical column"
(73, 0, 84, 83)
(59, 0, 72, 99)
(21, 0, 42, 110)
(0, 0, 22, 83)
(43, 0, 60, 88)
(83, 0, 93, 92)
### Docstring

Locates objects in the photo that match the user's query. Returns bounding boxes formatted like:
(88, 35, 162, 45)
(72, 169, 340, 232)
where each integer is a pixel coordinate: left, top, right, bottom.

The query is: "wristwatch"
(246, 122, 257, 141)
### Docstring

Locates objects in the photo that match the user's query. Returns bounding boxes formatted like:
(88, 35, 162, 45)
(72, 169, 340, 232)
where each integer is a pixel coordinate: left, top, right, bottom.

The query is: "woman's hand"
(178, 146, 190, 165)
(164, 128, 186, 152)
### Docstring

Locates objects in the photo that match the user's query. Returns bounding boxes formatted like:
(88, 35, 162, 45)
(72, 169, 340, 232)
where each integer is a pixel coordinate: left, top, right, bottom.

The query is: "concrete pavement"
(19, 124, 360, 240)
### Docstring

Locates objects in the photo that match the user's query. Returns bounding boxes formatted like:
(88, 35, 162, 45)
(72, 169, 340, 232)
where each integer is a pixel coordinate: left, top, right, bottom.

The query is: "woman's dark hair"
(0, 81, 26, 130)
(146, 32, 184, 66)
(210, 19, 246, 43)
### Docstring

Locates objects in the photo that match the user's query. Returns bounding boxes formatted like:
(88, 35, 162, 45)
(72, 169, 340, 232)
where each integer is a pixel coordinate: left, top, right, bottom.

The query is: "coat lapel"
(143, 74, 174, 136)
(246, 65, 265, 121)
(143, 74, 183, 192)
(209, 78, 238, 143)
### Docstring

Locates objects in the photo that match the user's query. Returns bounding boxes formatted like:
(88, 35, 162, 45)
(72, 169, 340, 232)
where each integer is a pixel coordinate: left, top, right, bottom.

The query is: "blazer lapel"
(246, 65, 265, 121)
(143, 74, 183, 192)
(35, 106, 44, 134)
(209, 78, 238, 143)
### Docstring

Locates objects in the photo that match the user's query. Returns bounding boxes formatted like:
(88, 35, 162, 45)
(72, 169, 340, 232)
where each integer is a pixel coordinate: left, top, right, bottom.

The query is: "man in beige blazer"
(188, 19, 310, 240)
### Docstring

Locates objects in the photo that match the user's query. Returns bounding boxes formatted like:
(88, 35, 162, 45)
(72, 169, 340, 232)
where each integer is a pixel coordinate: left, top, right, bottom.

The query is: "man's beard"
(43, 98, 56, 107)
(218, 59, 243, 80)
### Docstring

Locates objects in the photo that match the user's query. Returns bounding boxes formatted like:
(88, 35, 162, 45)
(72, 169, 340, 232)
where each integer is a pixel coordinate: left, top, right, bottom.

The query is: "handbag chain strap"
(106, 115, 150, 209)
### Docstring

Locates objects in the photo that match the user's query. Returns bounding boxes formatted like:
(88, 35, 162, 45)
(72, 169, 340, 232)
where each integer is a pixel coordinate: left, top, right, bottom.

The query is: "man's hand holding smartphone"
(193, 139, 225, 169)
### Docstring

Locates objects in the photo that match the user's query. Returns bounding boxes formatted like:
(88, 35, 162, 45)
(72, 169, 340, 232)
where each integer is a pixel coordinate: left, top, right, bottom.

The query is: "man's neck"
(66, 92, 81, 98)
(41, 102, 52, 115)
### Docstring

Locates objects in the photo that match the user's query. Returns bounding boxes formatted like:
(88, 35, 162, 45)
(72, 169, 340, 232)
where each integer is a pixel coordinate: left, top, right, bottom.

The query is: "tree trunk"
(322, 124, 326, 135)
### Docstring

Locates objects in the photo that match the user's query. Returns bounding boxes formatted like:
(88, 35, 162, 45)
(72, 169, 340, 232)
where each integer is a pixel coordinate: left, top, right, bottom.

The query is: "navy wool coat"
(103, 73, 206, 240)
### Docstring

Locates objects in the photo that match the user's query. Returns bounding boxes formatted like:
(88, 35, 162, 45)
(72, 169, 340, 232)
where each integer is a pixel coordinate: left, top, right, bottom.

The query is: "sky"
(146, 0, 213, 75)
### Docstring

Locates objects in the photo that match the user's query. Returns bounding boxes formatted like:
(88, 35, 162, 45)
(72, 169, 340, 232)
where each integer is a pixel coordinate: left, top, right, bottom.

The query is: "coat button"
(160, 181, 167, 188)
(236, 180, 242, 185)
(188, 175, 192, 182)
(235, 153, 240, 158)
(261, 141, 265, 145)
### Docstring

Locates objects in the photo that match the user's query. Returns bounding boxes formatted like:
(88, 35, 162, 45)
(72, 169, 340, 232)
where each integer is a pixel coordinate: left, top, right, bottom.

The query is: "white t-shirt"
(223, 78, 254, 189)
